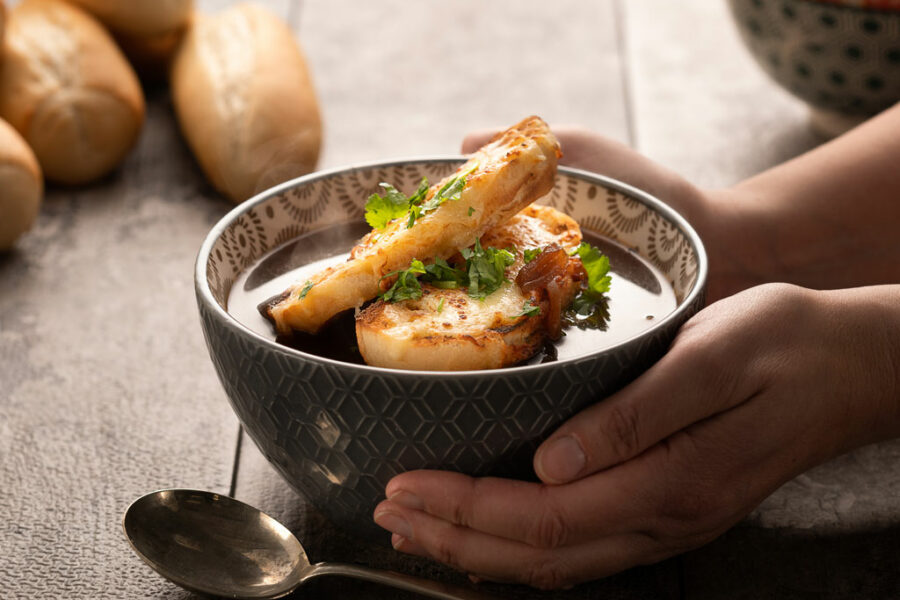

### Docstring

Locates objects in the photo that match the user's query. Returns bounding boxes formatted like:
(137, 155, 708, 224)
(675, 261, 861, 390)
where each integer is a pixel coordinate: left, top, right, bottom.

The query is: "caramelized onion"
(515, 244, 570, 339)
(515, 244, 567, 292)
(545, 279, 563, 340)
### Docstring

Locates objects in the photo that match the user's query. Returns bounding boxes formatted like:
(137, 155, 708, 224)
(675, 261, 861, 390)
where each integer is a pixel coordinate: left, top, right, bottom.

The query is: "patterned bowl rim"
(790, 0, 900, 13)
(194, 156, 708, 377)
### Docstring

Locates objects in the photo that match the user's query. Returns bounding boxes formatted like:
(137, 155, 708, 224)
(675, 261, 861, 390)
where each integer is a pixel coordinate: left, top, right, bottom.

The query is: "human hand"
(463, 128, 778, 303)
(374, 283, 900, 588)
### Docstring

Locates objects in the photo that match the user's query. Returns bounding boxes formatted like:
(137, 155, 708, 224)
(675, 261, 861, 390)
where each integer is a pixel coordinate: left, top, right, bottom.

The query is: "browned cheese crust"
(267, 116, 561, 335)
(355, 205, 585, 371)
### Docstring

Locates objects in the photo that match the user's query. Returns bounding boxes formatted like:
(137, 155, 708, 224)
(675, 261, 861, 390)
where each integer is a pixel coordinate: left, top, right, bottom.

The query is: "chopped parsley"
(380, 259, 427, 302)
(408, 164, 478, 228)
(564, 242, 612, 329)
(461, 239, 516, 300)
(378, 238, 515, 303)
(577, 242, 612, 296)
(298, 280, 314, 299)
(436, 298, 445, 313)
(518, 299, 541, 317)
(523, 248, 542, 263)
(364, 182, 417, 230)
(363, 165, 478, 231)
(423, 257, 465, 289)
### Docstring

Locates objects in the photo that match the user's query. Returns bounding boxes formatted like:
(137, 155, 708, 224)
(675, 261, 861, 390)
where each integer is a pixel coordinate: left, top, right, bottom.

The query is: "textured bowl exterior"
(728, 0, 900, 115)
(195, 159, 707, 538)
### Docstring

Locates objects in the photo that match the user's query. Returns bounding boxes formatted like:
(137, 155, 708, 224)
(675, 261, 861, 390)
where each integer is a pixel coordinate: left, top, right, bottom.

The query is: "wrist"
(696, 186, 777, 301)
(817, 285, 900, 450)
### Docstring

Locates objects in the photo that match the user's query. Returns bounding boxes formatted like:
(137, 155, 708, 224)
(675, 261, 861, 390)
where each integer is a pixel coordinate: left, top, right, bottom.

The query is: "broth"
(227, 222, 677, 367)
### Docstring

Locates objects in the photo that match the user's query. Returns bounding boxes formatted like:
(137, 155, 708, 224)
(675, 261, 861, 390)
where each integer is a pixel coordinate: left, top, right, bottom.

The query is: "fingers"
(376, 496, 658, 589)
(461, 130, 498, 153)
(534, 318, 763, 484)
(461, 125, 707, 229)
(379, 465, 660, 549)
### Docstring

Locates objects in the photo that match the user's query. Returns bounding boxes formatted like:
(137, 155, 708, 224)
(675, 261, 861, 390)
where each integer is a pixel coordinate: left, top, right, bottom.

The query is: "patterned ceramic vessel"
(195, 158, 707, 539)
(728, 0, 900, 133)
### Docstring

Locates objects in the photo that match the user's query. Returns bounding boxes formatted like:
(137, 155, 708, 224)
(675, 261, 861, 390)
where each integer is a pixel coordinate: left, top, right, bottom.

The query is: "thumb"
(461, 129, 499, 153)
(532, 314, 755, 484)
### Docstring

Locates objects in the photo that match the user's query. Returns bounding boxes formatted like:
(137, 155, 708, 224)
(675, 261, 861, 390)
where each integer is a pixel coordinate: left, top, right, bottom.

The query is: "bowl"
(727, 0, 900, 135)
(195, 158, 707, 538)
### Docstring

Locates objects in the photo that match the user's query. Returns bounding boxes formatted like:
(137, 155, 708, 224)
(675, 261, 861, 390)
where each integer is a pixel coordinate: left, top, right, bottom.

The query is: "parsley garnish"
(577, 242, 611, 295)
(378, 238, 515, 304)
(518, 299, 541, 317)
(564, 242, 612, 329)
(380, 259, 426, 302)
(423, 257, 465, 289)
(364, 165, 478, 231)
(298, 280, 314, 299)
(523, 248, 542, 263)
(364, 182, 414, 230)
(437, 298, 445, 313)
(407, 164, 478, 228)
(461, 239, 516, 300)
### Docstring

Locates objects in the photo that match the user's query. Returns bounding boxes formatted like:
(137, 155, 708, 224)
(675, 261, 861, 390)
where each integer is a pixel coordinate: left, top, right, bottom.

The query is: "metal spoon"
(123, 489, 495, 600)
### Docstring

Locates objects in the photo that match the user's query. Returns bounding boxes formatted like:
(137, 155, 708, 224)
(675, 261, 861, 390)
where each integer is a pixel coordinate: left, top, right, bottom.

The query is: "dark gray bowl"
(727, 0, 900, 134)
(195, 158, 707, 539)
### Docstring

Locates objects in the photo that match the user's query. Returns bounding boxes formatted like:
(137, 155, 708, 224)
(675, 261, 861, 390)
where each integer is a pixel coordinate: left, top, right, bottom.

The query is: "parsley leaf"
(423, 257, 465, 289)
(523, 248, 542, 263)
(564, 242, 612, 329)
(407, 164, 478, 228)
(468, 206, 475, 216)
(517, 299, 541, 317)
(576, 242, 611, 295)
(380, 259, 426, 302)
(297, 280, 314, 299)
(364, 183, 412, 230)
(463, 238, 516, 300)
(437, 298, 445, 313)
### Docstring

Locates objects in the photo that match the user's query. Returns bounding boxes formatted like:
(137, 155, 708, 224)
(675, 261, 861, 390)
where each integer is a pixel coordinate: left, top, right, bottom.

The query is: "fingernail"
(374, 510, 413, 539)
(536, 435, 585, 483)
(388, 490, 424, 511)
(392, 534, 431, 558)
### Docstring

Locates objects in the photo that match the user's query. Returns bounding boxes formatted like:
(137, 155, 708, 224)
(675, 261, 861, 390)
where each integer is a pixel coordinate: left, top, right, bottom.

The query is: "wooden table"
(2, 1, 898, 598)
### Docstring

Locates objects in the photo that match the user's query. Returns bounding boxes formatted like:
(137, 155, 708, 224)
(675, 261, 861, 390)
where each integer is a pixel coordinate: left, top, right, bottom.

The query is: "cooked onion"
(515, 244, 568, 292)
(515, 244, 571, 339)
(545, 279, 563, 339)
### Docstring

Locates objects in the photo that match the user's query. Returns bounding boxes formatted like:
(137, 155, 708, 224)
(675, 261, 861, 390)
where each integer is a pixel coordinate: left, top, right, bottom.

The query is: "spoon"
(123, 489, 497, 600)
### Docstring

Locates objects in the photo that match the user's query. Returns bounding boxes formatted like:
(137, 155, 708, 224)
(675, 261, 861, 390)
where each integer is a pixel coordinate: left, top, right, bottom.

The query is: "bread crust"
(0, 0, 145, 185)
(355, 205, 583, 371)
(170, 3, 322, 204)
(0, 117, 43, 250)
(267, 116, 560, 335)
(0, 2, 6, 58)
(66, 0, 192, 37)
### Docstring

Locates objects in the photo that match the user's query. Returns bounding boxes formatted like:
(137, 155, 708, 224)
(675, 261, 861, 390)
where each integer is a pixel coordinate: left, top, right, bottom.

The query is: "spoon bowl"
(123, 489, 493, 600)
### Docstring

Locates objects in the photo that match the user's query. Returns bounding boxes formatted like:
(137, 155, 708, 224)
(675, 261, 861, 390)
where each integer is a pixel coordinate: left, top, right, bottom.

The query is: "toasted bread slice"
(265, 116, 560, 335)
(355, 205, 584, 371)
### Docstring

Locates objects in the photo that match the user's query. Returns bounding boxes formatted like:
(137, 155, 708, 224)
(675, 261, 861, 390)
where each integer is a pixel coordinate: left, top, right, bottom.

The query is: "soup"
(227, 222, 677, 368)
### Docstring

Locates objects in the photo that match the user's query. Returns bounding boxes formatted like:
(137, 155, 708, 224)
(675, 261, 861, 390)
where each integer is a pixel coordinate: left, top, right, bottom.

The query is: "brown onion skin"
(515, 244, 586, 340)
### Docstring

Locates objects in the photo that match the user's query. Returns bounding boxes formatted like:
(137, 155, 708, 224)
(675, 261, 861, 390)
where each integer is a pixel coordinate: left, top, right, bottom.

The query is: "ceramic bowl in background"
(727, 0, 900, 135)
(195, 158, 707, 539)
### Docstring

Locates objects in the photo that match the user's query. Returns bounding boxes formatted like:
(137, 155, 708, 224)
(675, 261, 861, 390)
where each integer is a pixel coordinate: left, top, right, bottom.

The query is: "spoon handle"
(309, 562, 500, 600)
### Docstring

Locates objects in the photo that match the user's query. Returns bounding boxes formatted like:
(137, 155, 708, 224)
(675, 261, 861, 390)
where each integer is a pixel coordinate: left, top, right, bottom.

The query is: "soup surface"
(228, 222, 677, 367)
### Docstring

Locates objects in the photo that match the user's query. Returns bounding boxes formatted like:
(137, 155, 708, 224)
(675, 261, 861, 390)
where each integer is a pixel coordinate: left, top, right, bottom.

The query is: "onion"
(545, 279, 563, 340)
(515, 244, 567, 292)
(515, 244, 570, 339)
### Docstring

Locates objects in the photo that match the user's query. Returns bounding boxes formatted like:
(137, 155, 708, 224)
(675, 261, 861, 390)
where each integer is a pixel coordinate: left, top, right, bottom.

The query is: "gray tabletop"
(2, 1, 898, 598)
